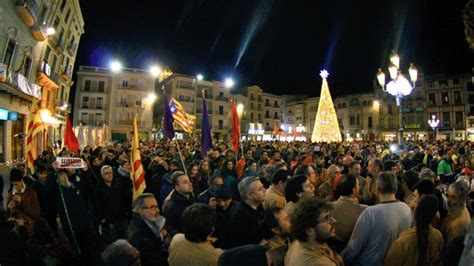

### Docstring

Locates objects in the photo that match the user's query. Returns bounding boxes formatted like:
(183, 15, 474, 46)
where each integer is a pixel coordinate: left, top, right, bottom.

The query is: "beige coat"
(440, 207, 471, 246)
(264, 185, 287, 209)
(285, 240, 343, 266)
(332, 196, 367, 243)
(384, 226, 444, 266)
(168, 233, 223, 266)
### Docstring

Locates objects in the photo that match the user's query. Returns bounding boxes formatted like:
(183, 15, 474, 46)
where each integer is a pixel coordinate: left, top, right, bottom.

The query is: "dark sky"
(75, 0, 473, 97)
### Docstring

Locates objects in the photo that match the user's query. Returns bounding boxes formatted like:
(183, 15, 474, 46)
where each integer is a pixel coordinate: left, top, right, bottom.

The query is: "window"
(57, 29, 64, 45)
(44, 46, 51, 63)
(84, 80, 91, 91)
(98, 81, 105, 92)
(53, 17, 60, 28)
(342, 103, 347, 108)
(81, 113, 88, 123)
(219, 92, 224, 98)
(368, 117, 373, 128)
(428, 93, 436, 105)
(97, 97, 103, 109)
(60, 0, 67, 11)
(136, 100, 142, 106)
(38, 6, 48, 23)
(64, 9, 71, 23)
(122, 80, 128, 87)
(82, 97, 89, 108)
(443, 112, 450, 126)
(218, 120, 224, 130)
(454, 91, 462, 104)
(362, 100, 367, 106)
(258, 113, 261, 121)
(96, 113, 103, 125)
(266, 111, 270, 118)
(3, 40, 15, 68)
(250, 112, 254, 121)
(441, 92, 449, 104)
(120, 98, 127, 106)
(350, 115, 356, 126)
(455, 111, 463, 127)
(388, 105, 393, 115)
(274, 112, 278, 119)
(51, 55, 57, 73)
(250, 102, 254, 109)
(219, 106, 224, 115)
(22, 57, 32, 79)
(60, 86, 64, 100)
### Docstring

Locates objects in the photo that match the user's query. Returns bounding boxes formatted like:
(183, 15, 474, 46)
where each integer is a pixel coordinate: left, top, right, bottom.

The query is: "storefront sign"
(8, 111, 18, 121)
(0, 109, 8, 120)
(56, 157, 86, 169)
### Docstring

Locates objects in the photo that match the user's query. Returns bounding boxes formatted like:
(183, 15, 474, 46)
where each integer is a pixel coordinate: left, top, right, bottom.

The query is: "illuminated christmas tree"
(311, 70, 342, 143)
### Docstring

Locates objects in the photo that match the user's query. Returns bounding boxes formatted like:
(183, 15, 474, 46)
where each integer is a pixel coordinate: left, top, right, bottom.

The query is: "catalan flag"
(131, 114, 146, 200)
(26, 101, 44, 174)
(169, 98, 196, 133)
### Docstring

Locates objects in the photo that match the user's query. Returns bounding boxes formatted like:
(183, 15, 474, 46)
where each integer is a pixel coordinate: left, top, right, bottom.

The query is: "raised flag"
(201, 90, 212, 158)
(169, 98, 196, 133)
(131, 114, 146, 200)
(231, 101, 240, 152)
(26, 101, 44, 174)
(64, 116, 79, 153)
(163, 93, 175, 140)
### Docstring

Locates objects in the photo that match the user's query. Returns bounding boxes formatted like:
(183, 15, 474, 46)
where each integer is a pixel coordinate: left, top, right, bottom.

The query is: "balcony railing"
(214, 111, 225, 116)
(215, 96, 228, 101)
(16, 0, 39, 27)
(80, 120, 104, 126)
(213, 126, 228, 131)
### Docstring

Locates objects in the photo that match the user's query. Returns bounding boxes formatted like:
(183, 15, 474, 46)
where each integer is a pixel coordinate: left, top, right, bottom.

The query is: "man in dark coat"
(163, 171, 195, 237)
(94, 165, 126, 242)
(30, 165, 49, 218)
(229, 176, 266, 247)
(213, 185, 237, 249)
(127, 193, 167, 266)
(0, 209, 28, 265)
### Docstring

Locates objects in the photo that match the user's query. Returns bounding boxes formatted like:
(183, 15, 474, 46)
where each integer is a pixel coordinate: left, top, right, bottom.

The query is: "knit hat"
(415, 195, 438, 225)
(214, 185, 232, 200)
(414, 179, 435, 196)
(9, 168, 24, 182)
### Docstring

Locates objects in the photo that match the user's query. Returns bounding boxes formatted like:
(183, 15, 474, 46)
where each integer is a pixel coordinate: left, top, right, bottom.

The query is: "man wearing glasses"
(285, 198, 343, 266)
(127, 193, 168, 266)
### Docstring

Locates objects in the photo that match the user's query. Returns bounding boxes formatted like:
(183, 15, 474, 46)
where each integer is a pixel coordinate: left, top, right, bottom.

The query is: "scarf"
(118, 166, 130, 178)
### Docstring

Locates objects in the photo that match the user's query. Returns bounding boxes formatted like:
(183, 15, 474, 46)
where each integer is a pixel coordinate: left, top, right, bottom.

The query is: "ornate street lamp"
(376, 51, 417, 147)
(428, 115, 440, 141)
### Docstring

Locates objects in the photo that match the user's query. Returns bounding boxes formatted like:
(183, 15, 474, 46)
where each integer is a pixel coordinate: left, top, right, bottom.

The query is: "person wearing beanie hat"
(6, 168, 40, 234)
(213, 185, 236, 249)
(385, 195, 444, 266)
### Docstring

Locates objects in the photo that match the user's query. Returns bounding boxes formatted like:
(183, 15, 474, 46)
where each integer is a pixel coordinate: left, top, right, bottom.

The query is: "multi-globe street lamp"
(428, 115, 440, 141)
(376, 52, 418, 148)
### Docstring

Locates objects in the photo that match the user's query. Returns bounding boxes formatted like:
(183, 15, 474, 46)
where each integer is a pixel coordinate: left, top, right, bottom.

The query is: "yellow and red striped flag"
(131, 114, 146, 200)
(26, 101, 44, 174)
(169, 98, 196, 133)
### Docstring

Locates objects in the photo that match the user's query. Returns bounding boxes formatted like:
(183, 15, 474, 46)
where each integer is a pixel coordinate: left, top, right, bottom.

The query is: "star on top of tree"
(319, 70, 329, 79)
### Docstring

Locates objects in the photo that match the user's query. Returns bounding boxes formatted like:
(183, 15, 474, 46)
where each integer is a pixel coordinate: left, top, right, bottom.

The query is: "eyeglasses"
(141, 205, 159, 210)
(318, 215, 336, 224)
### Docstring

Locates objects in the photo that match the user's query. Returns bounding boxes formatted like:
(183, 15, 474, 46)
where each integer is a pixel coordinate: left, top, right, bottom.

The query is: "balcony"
(214, 111, 225, 116)
(215, 96, 228, 102)
(274, 104, 280, 108)
(115, 120, 146, 126)
(61, 68, 72, 81)
(30, 23, 46, 41)
(213, 126, 228, 131)
(79, 120, 104, 126)
(66, 43, 77, 57)
(37, 61, 59, 89)
(0, 73, 41, 100)
(81, 103, 89, 108)
(265, 103, 271, 107)
(16, 0, 38, 27)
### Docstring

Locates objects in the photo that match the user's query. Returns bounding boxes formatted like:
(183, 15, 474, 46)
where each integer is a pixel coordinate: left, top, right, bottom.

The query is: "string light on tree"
(311, 70, 342, 143)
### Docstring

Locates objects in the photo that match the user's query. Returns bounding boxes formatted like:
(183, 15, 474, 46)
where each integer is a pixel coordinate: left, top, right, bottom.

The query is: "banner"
(56, 157, 86, 169)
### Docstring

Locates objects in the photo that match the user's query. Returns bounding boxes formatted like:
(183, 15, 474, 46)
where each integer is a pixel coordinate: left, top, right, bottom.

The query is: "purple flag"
(201, 90, 212, 158)
(163, 93, 175, 140)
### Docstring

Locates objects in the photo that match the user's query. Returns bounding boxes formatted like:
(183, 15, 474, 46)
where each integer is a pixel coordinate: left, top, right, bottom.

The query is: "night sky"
(75, 0, 473, 97)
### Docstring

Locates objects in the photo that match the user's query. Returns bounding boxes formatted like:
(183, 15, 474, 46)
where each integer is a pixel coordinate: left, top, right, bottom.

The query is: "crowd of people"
(1, 138, 474, 265)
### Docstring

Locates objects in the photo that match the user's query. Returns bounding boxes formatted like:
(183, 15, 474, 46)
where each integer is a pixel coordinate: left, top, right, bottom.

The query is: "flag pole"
(174, 138, 188, 176)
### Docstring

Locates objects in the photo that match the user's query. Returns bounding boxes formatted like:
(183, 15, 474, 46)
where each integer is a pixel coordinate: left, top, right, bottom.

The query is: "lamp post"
(428, 115, 440, 141)
(149, 65, 161, 140)
(193, 74, 204, 139)
(377, 52, 417, 148)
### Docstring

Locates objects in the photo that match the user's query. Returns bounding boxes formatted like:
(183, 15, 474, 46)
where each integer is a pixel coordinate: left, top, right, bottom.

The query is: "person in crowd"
(55, 169, 94, 264)
(385, 195, 444, 266)
(283, 174, 315, 217)
(441, 181, 472, 246)
(26, 217, 76, 264)
(285, 197, 343, 266)
(402, 170, 420, 205)
(294, 164, 318, 191)
(263, 169, 289, 209)
(168, 203, 223, 265)
(159, 160, 180, 205)
(342, 171, 413, 266)
(258, 207, 291, 266)
(269, 150, 284, 165)
(144, 158, 169, 203)
(101, 239, 141, 266)
(219, 159, 240, 200)
(127, 193, 167, 266)
(260, 164, 276, 189)
(188, 162, 207, 197)
(94, 165, 126, 242)
(30, 165, 49, 218)
(7, 168, 40, 234)
(362, 158, 383, 205)
(332, 174, 367, 249)
(104, 149, 119, 169)
(0, 209, 27, 265)
(197, 174, 224, 207)
(402, 150, 418, 171)
(230, 176, 266, 247)
(163, 171, 195, 237)
(199, 160, 212, 183)
(116, 159, 133, 219)
(213, 185, 237, 249)
(438, 149, 455, 184)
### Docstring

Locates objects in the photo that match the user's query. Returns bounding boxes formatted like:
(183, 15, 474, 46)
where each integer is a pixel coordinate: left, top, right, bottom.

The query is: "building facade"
(74, 66, 156, 141)
(0, 0, 83, 164)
